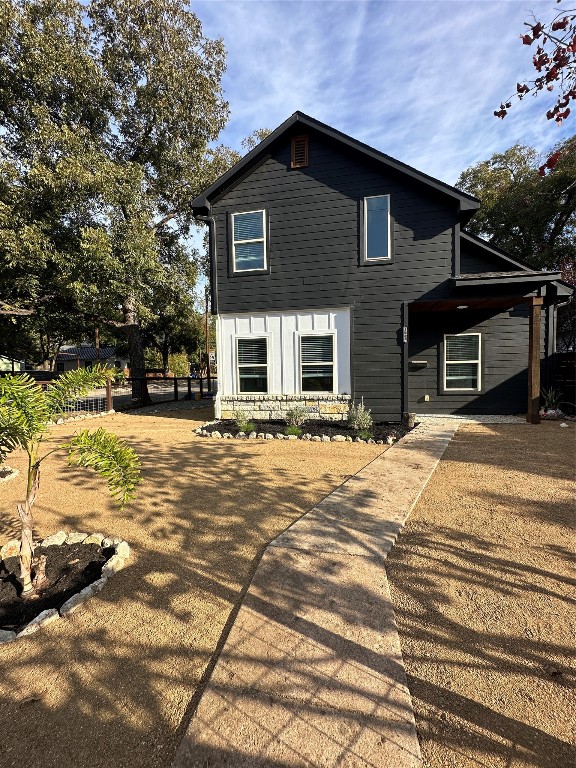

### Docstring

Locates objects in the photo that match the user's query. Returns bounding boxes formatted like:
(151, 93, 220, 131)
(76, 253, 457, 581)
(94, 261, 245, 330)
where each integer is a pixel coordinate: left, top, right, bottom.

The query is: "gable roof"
(57, 346, 116, 361)
(192, 112, 480, 222)
(460, 231, 538, 273)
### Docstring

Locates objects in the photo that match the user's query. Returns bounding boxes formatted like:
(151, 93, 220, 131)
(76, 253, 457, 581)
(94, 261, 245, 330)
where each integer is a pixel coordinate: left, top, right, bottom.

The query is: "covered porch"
(403, 270, 570, 424)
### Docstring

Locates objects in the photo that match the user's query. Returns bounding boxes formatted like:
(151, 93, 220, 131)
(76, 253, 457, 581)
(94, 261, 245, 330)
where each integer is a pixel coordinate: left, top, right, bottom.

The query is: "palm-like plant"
(0, 368, 140, 597)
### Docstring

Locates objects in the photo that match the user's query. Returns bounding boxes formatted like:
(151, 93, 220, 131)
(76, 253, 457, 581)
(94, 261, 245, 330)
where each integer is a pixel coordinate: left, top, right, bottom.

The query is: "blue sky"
(194, 0, 573, 186)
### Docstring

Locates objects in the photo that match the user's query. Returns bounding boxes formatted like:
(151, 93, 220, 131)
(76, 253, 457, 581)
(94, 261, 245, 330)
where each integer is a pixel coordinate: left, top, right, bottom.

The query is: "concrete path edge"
(172, 419, 460, 768)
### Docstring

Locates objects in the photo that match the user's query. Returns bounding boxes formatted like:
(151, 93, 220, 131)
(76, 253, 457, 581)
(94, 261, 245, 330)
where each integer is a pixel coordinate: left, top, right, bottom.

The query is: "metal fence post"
(106, 379, 113, 411)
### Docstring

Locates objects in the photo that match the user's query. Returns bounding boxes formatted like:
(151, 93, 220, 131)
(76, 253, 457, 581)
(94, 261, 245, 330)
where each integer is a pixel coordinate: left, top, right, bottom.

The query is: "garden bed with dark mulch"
(0, 543, 113, 632)
(203, 418, 415, 442)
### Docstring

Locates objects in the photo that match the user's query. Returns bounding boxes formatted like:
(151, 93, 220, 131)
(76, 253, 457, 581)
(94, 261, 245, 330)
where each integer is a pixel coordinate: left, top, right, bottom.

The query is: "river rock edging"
(0, 532, 130, 644)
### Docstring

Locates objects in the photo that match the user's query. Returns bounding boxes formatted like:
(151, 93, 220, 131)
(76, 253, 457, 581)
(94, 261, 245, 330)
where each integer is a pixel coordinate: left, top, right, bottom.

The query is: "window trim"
(443, 332, 482, 392)
(235, 335, 270, 394)
(231, 209, 267, 273)
(361, 194, 392, 264)
(298, 331, 337, 395)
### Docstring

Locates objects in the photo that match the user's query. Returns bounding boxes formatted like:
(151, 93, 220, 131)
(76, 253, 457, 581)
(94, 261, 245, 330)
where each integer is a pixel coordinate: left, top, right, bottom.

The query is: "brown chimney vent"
(291, 135, 309, 168)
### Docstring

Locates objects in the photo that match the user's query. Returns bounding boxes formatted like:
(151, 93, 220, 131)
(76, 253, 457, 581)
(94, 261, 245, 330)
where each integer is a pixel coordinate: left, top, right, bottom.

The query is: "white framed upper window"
(300, 334, 335, 393)
(236, 337, 268, 393)
(232, 210, 266, 272)
(363, 195, 391, 261)
(444, 333, 481, 391)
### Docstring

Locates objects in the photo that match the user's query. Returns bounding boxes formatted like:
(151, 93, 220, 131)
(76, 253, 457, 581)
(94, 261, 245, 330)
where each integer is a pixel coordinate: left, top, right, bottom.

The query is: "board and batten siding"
(216, 307, 352, 397)
(211, 130, 458, 420)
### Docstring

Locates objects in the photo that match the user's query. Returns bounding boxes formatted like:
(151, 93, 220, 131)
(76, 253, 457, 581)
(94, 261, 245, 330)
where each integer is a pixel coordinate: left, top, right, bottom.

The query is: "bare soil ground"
(0, 405, 382, 768)
(387, 421, 576, 768)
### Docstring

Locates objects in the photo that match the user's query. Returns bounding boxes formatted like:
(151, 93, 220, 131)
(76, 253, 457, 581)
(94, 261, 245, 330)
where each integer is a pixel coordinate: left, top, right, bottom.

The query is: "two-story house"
(192, 113, 571, 424)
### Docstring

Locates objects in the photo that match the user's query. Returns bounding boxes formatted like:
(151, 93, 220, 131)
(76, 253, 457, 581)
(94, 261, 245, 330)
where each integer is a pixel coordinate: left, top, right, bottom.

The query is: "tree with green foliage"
(0, 367, 140, 596)
(457, 136, 575, 350)
(457, 136, 576, 272)
(0, 0, 229, 399)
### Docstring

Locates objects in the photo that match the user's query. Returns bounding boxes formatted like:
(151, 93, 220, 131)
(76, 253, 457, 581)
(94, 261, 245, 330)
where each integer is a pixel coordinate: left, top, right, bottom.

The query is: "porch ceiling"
(409, 295, 531, 313)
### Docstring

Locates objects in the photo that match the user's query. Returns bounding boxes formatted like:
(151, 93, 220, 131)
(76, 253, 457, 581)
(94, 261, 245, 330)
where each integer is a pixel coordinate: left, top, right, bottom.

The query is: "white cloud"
(195, 0, 574, 184)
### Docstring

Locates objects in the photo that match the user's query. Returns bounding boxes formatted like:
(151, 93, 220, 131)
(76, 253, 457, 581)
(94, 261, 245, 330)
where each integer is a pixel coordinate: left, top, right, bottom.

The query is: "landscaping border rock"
(195, 419, 412, 446)
(0, 465, 19, 483)
(0, 533, 130, 643)
(46, 409, 116, 427)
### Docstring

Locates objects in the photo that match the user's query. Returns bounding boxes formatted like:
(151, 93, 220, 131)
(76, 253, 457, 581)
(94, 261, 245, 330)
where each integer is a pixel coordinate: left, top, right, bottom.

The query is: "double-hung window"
(363, 195, 391, 261)
(444, 334, 481, 391)
(237, 337, 268, 393)
(301, 335, 335, 392)
(232, 210, 266, 271)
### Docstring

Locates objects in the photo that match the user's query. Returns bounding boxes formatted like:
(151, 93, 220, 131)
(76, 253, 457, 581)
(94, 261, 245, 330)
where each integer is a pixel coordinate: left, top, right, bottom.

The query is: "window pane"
(301, 335, 333, 363)
(238, 338, 267, 365)
(239, 367, 268, 393)
(366, 196, 389, 260)
(446, 335, 479, 361)
(302, 365, 333, 392)
(235, 241, 265, 270)
(234, 211, 263, 241)
(446, 363, 478, 389)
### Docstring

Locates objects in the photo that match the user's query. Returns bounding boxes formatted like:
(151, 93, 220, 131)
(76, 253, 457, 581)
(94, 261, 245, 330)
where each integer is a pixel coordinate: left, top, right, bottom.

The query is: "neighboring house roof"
(57, 346, 116, 361)
(191, 111, 480, 222)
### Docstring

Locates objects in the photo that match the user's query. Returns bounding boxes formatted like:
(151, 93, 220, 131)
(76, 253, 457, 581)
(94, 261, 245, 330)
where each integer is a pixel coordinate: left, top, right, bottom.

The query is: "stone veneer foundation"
(219, 394, 352, 422)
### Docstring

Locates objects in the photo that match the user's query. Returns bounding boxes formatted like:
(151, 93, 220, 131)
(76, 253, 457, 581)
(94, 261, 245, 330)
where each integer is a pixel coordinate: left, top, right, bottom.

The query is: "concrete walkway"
(173, 420, 459, 768)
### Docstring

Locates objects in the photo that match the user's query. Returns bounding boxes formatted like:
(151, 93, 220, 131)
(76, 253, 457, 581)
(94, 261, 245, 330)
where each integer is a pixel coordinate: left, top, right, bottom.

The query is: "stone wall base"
(218, 394, 352, 422)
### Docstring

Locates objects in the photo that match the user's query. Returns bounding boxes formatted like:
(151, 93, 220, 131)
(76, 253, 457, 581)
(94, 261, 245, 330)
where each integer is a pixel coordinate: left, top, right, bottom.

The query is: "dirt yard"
(387, 421, 576, 768)
(0, 405, 383, 768)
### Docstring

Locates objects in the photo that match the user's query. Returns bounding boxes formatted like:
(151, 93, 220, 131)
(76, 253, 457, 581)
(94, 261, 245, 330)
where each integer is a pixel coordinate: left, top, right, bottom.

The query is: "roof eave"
(192, 111, 480, 214)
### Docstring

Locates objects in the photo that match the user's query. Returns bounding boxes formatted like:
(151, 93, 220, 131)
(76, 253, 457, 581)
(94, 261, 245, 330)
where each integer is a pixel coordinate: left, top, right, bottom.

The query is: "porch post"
(527, 297, 543, 424)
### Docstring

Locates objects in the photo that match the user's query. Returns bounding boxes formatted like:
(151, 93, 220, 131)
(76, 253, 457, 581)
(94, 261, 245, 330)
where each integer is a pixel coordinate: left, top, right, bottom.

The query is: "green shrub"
(286, 405, 308, 427)
(347, 398, 373, 432)
(541, 387, 561, 410)
(232, 411, 255, 433)
(285, 425, 303, 436)
(357, 429, 373, 440)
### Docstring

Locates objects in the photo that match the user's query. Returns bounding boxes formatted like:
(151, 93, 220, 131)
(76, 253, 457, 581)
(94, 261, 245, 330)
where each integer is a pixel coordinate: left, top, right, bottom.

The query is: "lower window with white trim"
(237, 337, 268, 393)
(444, 333, 481, 390)
(300, 334, 335, 392)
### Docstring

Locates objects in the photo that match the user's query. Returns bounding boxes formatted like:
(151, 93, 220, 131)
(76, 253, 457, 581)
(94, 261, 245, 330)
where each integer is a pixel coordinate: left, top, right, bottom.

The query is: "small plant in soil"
(232, 411, 256, 434)
(0, 368, 140, 598)
(347, 398, 373, 433)
(286, 406, 308, 427)
(357, 429, 373, 440)
(285, 424, 303, 437)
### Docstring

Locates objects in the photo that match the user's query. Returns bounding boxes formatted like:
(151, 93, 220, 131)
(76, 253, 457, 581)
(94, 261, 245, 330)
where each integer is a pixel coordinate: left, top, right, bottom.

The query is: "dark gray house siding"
(211, 130, 459, 420)
(194, 112, 568, 422)
(407, 307, 547, 415)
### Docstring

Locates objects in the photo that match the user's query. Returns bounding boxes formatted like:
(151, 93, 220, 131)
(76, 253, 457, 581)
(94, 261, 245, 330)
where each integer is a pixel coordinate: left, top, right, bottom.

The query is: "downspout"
(194, 214, 218, 316)
(195, 212, 218, 412)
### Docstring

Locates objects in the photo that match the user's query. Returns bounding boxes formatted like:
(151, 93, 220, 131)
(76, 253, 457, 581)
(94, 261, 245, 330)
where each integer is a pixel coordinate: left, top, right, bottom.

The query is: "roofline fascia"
(191, 112, 480, 214)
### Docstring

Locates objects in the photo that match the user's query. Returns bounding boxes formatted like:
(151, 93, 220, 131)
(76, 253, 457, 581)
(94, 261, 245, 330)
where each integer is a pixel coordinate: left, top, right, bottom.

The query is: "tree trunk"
(18, 458, 40, 597)
(123, 296, 151, 406)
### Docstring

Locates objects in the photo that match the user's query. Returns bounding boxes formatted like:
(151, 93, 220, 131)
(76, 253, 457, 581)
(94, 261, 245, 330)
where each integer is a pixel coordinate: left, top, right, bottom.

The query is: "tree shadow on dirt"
(0, 420, 382, 768)
(386, 523, 574, 766)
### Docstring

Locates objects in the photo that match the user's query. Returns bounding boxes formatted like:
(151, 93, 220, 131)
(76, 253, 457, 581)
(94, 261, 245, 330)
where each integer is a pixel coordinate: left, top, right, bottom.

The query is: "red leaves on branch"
(498, 2, 575, 132)
(538, 150, 562, 176)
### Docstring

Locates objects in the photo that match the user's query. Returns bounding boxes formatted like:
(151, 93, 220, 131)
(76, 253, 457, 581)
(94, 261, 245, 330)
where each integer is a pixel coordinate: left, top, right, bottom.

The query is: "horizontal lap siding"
(408, 309, 545, 414)
(213, 131, 458, 420)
